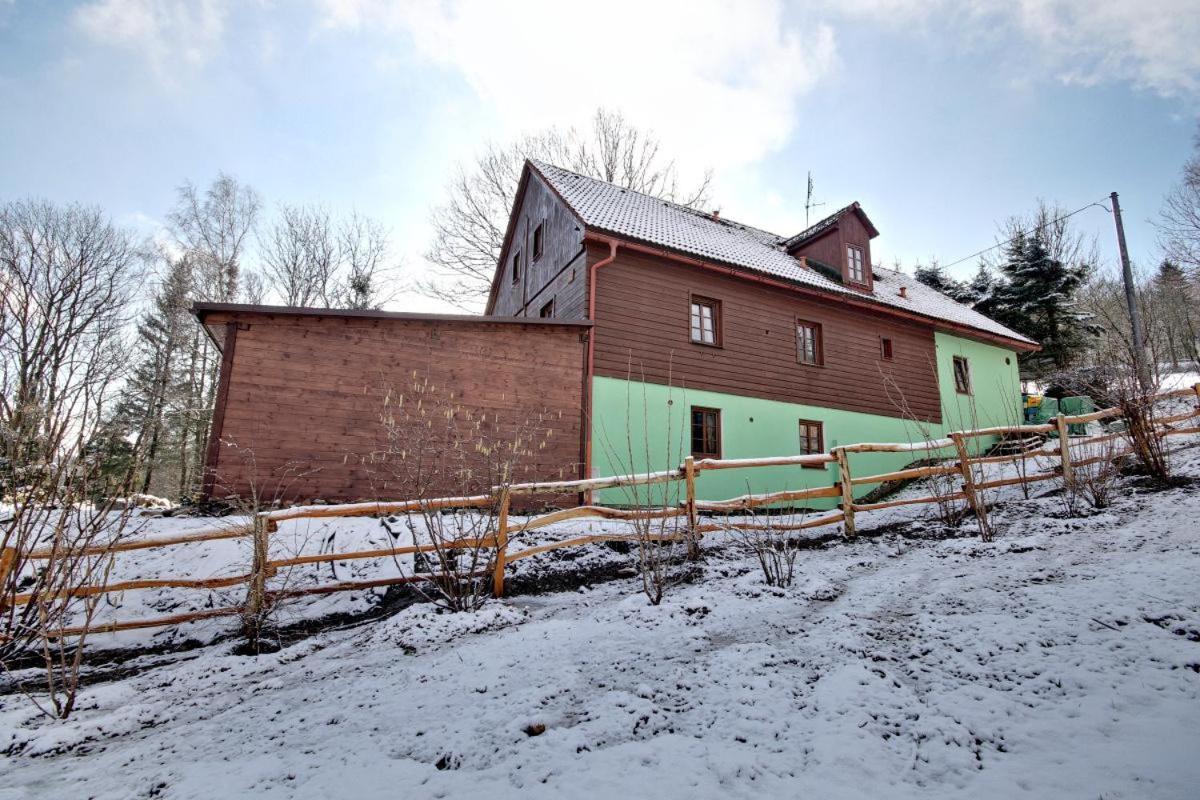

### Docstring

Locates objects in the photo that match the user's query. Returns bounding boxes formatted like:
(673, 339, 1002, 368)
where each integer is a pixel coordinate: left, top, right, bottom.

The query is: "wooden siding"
(202, 311, 587, 504)
(489, 169, 587, 319)
(590, 243, 942, 423)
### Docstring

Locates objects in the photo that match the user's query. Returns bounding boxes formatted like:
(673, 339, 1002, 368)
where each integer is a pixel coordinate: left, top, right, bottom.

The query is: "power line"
(941, 195, 1113, 271)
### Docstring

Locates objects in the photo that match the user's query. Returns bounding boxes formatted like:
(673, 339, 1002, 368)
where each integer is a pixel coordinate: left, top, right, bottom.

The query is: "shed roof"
(192, 302, 591, 350)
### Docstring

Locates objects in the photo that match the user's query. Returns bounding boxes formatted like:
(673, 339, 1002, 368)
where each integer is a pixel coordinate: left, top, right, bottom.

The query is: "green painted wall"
(935, 332, 1024, 437)
(590, 332, 1024, 506)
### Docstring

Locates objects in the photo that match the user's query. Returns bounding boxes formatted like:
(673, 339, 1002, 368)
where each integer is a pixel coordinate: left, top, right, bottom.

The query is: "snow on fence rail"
(3, 385, 1198, 640)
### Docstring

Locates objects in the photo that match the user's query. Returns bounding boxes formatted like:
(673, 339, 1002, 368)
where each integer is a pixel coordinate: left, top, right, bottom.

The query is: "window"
(689, 296, 720, 346)
(539, 298, 555, 318)
(846, 244, 865, 284)
(880, 337, 894, 360)
(799, 420, 824, 468)
(691, 407, 721, 459)
(796, 320, 822, 365)
(511, 250, 522, 285)
(953, 355, 972, 394)
(533, 223, 544, 261)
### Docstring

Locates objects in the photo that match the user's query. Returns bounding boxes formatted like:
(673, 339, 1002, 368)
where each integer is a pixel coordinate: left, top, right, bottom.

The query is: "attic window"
(512, 250, 522, 285)
(533, 223, 544, 261)
(846, 245, 865, 284)
(539, 298, 554, 318)
(880, 337, 894, 360)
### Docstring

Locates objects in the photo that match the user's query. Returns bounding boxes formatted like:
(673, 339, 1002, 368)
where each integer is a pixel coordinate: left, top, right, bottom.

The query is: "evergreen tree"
(992, 225, 1091, 371)
(913, 262, 974, 304)
(966, 263, 999, 317)
(115, 254, 194, 495)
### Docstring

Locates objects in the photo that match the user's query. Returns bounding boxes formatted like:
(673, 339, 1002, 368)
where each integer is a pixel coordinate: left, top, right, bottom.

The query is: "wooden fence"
(3, 384, 1198, 639)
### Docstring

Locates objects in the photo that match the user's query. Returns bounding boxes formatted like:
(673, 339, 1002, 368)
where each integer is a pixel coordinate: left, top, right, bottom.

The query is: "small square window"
(953, 355, 972, 394)
(690, 296, 721, 346)
(796, 320, 822, 366)
(511, 250, 522, 285)
(691, 407, 721, 459)
(880, 337, 893, 360)
(533, 223, 544, 261)
(539, 298, 554, 318)
(799, 420, 824, 468)
(846, 245, 865, 284)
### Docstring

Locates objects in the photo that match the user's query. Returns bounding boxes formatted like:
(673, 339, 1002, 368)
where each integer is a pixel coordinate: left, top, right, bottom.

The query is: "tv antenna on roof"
(805, 171, 825, 228)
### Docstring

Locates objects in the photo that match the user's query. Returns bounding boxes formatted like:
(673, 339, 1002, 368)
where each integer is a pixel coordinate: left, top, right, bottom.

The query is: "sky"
(1, 0, 1198, 313)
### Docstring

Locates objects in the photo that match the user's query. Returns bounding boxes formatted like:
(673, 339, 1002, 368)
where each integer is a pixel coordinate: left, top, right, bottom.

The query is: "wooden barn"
(193, 304, 589, 504)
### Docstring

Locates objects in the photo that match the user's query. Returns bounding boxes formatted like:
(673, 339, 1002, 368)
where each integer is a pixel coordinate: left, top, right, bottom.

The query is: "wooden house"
(485, 161, 1038, 505)
(197, 160, 1036, 506)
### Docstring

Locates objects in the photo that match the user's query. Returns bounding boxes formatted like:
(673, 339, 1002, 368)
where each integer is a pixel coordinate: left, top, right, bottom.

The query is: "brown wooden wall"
(488, 169, 588, 319)
(202, 311, 588, 504)
(590, 243, 942, 423)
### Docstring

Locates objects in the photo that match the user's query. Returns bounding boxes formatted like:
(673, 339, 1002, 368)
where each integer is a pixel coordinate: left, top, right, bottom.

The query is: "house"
(485, 160, 1037, 506)
(197, 160, 1036, 507)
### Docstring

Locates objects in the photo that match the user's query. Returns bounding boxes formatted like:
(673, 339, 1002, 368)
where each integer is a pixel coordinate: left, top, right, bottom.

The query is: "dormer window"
(846, 245, 865, 284)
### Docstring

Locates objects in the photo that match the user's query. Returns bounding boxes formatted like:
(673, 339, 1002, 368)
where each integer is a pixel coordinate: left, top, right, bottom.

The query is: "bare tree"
(0, 199, 144, 718)
(1158, 125, 1200, 271)
(166, 174, 260, 497)
(259, 207, 398, 310)
(167, 173, 261, 302)
(337, 212, 394, 310)
(258, 204, 338, 307)
(422, 108, 713, 308)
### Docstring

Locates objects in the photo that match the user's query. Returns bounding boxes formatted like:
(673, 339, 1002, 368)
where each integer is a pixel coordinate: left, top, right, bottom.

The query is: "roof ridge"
(529, 159, 787, 244)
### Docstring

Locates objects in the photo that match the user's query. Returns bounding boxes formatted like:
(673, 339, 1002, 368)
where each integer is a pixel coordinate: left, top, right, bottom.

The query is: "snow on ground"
(3, 437, 1200, 797)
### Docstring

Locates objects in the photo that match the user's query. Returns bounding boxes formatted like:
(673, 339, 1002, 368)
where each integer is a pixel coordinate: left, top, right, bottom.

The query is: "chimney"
(711, 209, 720, 221)
(899, 286, 908, 298)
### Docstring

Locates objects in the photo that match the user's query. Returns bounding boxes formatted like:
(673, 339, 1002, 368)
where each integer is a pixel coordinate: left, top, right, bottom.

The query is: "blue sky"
(1, 0, 1197, 312)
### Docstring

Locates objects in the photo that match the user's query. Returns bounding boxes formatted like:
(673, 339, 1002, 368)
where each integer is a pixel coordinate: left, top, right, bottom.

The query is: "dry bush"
(1073, 436, 1123, 511)
(373, 375, 559, 612)
(722, 506, 808, 588)
(594, 367, 693, 606)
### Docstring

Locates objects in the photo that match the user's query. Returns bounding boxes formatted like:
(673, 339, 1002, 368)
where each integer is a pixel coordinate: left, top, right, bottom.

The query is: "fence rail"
(4, 384, 1198, 639)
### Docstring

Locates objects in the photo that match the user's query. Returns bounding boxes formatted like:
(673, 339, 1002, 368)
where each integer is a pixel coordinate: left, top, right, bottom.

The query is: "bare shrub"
(594, 365, 692, 606)
(373, 375, 559, 612)
(1074, 436, 1123, 511)
(722, 506, 808, 588)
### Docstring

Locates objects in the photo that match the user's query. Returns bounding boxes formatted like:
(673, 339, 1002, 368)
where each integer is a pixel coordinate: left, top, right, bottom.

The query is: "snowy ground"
(2, 436, 1200, 797)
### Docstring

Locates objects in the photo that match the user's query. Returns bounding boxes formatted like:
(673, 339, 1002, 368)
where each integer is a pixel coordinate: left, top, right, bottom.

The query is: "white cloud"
(830, 0, 1200, 99)
(315, 0, 838, 174)
(73, 0, 227, 87)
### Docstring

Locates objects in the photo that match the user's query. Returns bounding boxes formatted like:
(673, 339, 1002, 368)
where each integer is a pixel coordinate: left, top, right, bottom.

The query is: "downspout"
(583, 237, 619, 504)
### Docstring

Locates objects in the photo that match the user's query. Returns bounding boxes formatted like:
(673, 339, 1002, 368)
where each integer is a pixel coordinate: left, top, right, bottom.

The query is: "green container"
(1033, 395, 1095, 436)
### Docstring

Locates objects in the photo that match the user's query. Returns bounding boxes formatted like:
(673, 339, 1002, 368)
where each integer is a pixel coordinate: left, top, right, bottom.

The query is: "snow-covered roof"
(530, 160, 1036, 347)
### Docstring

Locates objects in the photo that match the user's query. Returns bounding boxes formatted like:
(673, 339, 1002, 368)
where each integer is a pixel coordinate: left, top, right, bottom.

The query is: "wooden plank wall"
(203, 312, 588, 505)
(590, 243, 943, 423)
(489, 170, 587, 319)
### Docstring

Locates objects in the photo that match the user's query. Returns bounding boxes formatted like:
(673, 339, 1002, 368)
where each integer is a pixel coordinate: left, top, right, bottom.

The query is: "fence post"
(683, 456, 699, 557)
(1055, 413, 1073, 487)
(834, 448, 856, 538)
(492, 489, 511, 599)
(0, 547, 15, 607)
(950, 432, 992, 542)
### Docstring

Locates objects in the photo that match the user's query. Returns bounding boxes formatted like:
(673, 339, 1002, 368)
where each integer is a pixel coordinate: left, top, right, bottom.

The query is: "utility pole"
(1110, 192, 1149, 390)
